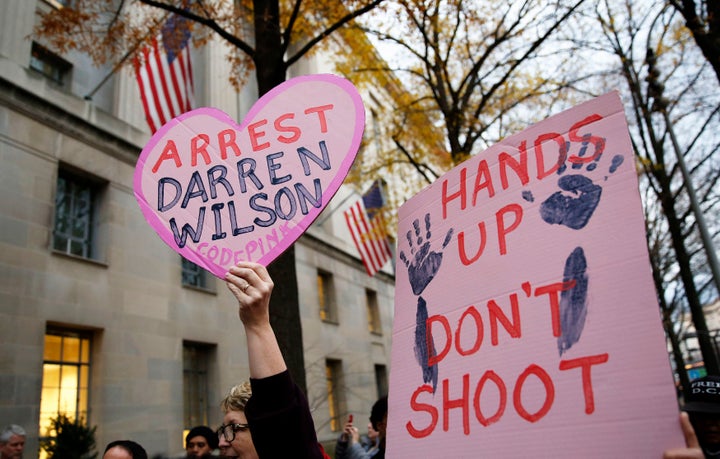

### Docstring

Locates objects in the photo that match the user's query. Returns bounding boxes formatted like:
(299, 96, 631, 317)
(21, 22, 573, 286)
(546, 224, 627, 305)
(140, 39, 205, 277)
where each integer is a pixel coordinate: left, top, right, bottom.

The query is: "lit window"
(325, 359, 344, 431)
(183, 342, 213, 429)
(374, 364, 388, 399)
(317, 270, 337, 323)
(366, 289, 382, 335)
(181, 258, 213, 291)
(52, 167, 104, 260)
(30, 42, 71, 87)
(39, 329, 92, 440)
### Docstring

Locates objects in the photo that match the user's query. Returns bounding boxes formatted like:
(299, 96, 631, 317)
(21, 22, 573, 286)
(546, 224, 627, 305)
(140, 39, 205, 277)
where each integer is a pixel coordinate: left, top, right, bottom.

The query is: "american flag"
(134, 12, 195, 133)
(344, 181, 393, 276)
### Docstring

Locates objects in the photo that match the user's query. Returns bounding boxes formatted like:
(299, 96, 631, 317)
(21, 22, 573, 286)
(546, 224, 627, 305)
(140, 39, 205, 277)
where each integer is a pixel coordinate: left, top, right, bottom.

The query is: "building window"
(374, 364, 388, 399)
(181, 258, 213, 291)
(183, 342, 213, 429)
(325, 359, 344, 431)
(30, 42, 71, 87)
(39, 328, 92, 440)
(317, 270, 337, 323)
(366, 289, 382, 335)
(52, 166, 104, 260)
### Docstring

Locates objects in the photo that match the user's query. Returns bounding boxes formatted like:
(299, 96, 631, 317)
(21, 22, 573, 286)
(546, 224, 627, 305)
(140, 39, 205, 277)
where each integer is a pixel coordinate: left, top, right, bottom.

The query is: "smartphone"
(340, 414, 354, 442)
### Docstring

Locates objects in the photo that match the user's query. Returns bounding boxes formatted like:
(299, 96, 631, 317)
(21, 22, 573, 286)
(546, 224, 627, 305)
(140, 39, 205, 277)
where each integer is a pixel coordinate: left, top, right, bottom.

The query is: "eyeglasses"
(217, 423, 250, 442)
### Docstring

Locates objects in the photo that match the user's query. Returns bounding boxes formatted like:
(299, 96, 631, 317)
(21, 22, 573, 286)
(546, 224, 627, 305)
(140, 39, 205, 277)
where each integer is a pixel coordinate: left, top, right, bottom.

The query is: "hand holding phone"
(340, 414, 354, 442)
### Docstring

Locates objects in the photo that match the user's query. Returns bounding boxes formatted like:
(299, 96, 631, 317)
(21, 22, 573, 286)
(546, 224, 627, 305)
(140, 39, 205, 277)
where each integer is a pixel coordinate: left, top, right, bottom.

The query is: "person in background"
(685, 375, 720, 458)
(221, 261, 327, 458)
(103, 440, 148, 459)
(185, 426, 217, 458)
(668, 375, 720, 458)
(0, 425, 25, 459)
(335, 396, 387, 459)
(665, 375, 720, 459)
(335, 418, 379, 458)
(360, 422, 379, 451)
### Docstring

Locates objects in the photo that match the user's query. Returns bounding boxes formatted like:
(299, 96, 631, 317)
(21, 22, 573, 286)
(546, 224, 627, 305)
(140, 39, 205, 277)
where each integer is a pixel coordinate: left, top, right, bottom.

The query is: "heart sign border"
(133, 73, 365, 278)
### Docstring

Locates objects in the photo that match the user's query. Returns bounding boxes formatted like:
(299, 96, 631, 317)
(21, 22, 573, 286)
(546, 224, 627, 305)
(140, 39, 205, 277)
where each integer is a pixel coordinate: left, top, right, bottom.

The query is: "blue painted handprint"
(558, 247, 588, 355)
(539, 175, 602, 230)
(523, 152, 625, 355)
(400, 213, 454, 393)
(538, 153, 624, 230)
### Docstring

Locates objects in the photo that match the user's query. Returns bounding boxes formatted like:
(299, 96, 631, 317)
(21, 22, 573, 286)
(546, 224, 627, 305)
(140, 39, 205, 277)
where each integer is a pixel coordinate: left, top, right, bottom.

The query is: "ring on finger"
(242, 282, 250, 292)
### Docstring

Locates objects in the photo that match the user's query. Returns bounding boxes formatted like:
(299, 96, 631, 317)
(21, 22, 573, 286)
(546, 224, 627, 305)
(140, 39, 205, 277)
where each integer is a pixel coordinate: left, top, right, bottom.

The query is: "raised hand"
(399, 213, 454, 296)
(226, 261, 274, 330)
(225, 261, 284, 379)
(399, 213, 453, 393)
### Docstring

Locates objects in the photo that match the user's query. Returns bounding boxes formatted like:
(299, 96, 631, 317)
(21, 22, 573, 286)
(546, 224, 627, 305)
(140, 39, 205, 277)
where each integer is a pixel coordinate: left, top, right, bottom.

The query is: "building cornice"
(300, 231, 395, 283)
(0, 75, 142, 166)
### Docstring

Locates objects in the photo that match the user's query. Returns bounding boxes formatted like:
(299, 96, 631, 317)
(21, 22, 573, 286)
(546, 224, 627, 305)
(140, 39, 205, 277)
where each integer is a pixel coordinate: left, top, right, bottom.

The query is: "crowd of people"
(2, 261, 717, 458)
(99, 426, 217, 459)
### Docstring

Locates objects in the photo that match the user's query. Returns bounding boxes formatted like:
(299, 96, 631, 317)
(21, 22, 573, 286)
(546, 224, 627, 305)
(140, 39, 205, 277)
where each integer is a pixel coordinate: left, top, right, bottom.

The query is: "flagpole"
(83, 15, 169, 100)
(84, 47, 137, 100)
(314, 190, 358, 226)
(315, 179, 384, 226)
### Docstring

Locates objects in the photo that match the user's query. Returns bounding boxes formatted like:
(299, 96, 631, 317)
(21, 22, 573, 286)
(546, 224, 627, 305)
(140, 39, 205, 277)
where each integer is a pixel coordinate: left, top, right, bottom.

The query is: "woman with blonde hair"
(219, 262, 327, 458)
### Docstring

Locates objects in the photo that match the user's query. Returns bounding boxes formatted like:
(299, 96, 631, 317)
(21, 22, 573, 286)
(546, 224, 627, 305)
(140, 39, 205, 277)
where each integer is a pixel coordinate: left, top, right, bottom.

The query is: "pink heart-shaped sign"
(134, 74, 365, 278)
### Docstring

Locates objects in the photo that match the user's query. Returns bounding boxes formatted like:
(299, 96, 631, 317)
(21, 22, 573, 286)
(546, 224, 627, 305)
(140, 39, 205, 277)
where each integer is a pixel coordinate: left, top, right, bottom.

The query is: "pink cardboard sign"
(388, 92, 683, 457)
(134, 74, 365, 278)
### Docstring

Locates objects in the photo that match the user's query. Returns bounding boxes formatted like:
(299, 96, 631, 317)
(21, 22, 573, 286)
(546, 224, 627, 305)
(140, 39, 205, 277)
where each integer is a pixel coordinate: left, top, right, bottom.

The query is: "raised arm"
(225, 261, 324, 459)
(226, 261, 286, 379)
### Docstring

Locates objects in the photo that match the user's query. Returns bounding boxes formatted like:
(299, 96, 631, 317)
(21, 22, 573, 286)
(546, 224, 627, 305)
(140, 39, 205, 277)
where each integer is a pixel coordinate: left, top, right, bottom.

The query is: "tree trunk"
(656, 169, 720, 375)
(267, 247, 307, 393)
(674, 0, 720, 86)
(253, 0, 305, 393)
(667, 318, 691, 395)
(617, 50, 720, 375)
(253, 0, 288, 94)
(649, 223, 692, 391)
